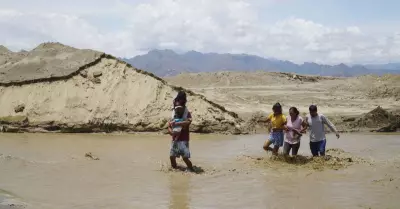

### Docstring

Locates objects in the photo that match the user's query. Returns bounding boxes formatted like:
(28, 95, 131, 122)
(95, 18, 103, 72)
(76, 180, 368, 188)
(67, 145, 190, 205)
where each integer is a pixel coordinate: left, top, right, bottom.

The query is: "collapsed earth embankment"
(0, 43, 244, 134)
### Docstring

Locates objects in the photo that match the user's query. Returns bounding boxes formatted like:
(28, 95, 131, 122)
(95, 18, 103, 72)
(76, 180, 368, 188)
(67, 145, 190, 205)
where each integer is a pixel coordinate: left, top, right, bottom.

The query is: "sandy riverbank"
(165, 71, 400, 133)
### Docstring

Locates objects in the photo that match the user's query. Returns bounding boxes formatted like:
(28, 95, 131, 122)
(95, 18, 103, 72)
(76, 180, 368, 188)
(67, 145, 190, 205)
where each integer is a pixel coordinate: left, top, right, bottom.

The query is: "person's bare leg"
(272, 145, 279, 155)
(170, 156, 177, 169)
(292, 143, 300, 156)
(182, 157, 194, 172)
(263, 140, 273, 152)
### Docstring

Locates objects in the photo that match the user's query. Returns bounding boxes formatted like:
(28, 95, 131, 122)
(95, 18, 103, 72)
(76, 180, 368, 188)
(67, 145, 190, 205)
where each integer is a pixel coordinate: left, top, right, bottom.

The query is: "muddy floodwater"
(0, 133, 399, 209)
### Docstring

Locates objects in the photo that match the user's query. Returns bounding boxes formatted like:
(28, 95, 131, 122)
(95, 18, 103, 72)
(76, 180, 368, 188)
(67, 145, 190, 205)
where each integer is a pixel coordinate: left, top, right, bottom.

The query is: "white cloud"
(0, 0, 399, 64)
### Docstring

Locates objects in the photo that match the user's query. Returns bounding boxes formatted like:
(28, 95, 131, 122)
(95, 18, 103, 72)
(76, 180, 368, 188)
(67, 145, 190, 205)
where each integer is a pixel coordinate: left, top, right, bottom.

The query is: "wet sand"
(0, 133, 399, 209)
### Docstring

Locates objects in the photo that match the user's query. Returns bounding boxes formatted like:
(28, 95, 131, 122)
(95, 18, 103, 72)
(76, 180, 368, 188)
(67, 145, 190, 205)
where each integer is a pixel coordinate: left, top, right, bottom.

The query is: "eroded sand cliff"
(0, 43, 243, 134)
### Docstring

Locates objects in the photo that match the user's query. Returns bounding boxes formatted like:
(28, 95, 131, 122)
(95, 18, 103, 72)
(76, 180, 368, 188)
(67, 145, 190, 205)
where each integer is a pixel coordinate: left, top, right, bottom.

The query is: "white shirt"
(306, 114, 337, 142)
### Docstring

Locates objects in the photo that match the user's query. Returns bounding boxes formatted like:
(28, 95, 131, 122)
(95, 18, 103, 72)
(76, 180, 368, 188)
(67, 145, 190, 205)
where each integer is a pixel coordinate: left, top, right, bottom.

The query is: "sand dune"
(0, 43, 243, 134)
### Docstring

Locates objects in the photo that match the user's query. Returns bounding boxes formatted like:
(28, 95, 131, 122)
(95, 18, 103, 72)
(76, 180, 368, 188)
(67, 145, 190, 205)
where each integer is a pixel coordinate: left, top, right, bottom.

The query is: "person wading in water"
(168, 91, 194, 172)
(304, 105, 340, 157)
(283, 107, 307, 156)
(263, 103, 287, 155)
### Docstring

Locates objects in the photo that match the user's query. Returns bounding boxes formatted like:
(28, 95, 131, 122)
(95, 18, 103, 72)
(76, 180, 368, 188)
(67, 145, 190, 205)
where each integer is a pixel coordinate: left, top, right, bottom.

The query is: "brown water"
(0, 133, 399, 209)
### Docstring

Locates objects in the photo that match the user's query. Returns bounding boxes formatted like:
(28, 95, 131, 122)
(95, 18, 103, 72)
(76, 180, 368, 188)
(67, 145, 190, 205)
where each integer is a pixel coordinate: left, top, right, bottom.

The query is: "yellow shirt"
(268, 113, 287, 129)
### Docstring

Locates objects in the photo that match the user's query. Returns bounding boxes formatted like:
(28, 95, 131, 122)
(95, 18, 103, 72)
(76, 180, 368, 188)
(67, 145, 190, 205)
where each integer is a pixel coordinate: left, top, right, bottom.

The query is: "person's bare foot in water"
(183, 157, 195, 172)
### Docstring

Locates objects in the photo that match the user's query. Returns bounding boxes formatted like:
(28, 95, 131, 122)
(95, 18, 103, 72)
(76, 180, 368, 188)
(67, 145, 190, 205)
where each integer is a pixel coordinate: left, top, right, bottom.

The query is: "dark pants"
(309, 140, 326, 156)
(283, 142, 300, 156)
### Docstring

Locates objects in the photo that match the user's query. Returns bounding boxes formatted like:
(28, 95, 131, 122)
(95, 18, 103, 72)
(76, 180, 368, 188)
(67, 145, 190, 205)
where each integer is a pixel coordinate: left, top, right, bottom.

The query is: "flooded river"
(0, 133, 399, 209)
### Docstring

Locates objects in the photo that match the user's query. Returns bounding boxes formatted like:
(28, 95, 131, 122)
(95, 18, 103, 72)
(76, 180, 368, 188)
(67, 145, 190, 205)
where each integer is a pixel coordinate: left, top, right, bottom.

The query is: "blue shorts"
(170, 141, 190, 158)
(309, 140, 326, 156)
(269, 132, 284, 147)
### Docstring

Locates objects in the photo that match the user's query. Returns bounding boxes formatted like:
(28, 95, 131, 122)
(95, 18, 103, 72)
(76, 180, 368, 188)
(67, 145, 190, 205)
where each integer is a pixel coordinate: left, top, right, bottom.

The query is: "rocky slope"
(0, 43, 244, 134)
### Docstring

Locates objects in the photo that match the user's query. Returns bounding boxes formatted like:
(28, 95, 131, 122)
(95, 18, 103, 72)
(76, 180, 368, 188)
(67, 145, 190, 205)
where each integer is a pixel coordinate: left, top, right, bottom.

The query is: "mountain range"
(122, 49, 400, 77)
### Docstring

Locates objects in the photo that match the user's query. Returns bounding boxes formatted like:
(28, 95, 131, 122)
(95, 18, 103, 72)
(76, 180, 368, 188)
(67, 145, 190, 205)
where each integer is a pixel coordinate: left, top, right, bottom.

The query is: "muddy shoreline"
(1, 107, 398, 134)
(0, 119, 242, 134)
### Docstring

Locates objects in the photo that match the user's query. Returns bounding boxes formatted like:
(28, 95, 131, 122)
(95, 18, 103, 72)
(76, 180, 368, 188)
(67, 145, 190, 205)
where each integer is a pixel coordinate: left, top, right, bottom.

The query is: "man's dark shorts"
(309, 140, 326, 156)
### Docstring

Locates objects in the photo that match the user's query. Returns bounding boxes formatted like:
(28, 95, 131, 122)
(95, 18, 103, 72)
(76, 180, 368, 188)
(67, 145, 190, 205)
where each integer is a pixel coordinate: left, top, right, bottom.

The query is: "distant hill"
(364, 63, 400, 71)
(123, 50, 400, 77)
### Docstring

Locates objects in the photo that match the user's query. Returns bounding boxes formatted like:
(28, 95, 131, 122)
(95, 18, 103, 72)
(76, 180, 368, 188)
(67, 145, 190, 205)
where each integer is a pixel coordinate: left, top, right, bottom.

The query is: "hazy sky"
(1, 0, 399, 64)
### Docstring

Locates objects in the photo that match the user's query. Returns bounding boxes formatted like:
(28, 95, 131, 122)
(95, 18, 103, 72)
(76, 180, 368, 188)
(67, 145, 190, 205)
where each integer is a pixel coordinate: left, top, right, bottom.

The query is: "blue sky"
(261, 0, 400, 25)
(0, 0, 399, 64)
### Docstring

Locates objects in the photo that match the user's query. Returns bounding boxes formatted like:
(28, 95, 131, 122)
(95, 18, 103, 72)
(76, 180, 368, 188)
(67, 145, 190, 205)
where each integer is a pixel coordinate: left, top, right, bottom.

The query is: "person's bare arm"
(287, 122, 302, 134)
(284, 124, 289, 132)
(322, 115, 340, 138)
(168, 126, 173, 136)
(300, 120, 308, 133)
(265, 116, 272, 132)
(282, 120, 288, 131)
(170, 111, 192, 127)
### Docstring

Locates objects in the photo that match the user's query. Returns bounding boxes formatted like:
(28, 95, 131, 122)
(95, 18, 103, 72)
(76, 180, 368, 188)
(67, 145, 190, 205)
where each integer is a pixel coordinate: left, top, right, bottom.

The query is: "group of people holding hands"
(168, 91, 340, 172)
(263, 103, 340, 157)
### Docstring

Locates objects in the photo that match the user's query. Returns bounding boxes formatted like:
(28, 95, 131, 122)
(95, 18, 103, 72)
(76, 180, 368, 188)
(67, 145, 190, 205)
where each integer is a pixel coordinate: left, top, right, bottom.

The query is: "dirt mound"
(0, 45, 11, 54)
(365, 75, 400, 100)
(0, 42, 104, 85)
(243, 111, 269, 133)
(347, 106, 400, 132)
(0, 43, 244, 134)
(0, 189, 28, 209)
(0, 46, 23, 67)
(367, 86, 400, 101)
(330, 75, 400, 101)
(238, 148, 370, 171)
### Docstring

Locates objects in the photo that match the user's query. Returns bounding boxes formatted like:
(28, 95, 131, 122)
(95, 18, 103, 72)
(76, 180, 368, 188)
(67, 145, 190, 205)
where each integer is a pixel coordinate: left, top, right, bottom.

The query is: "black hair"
(174, 106, 185, 118)
(309, 105, 317, 112)
(272, 102, 282, 114)
(289, 107, 300, 116)
(173, 91, 187, 107)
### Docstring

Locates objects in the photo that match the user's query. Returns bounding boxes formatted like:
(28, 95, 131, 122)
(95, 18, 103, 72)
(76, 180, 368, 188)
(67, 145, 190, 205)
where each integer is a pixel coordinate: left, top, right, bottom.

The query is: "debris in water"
(85, 152, 99, 160)
(237, 148, 370, 171)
